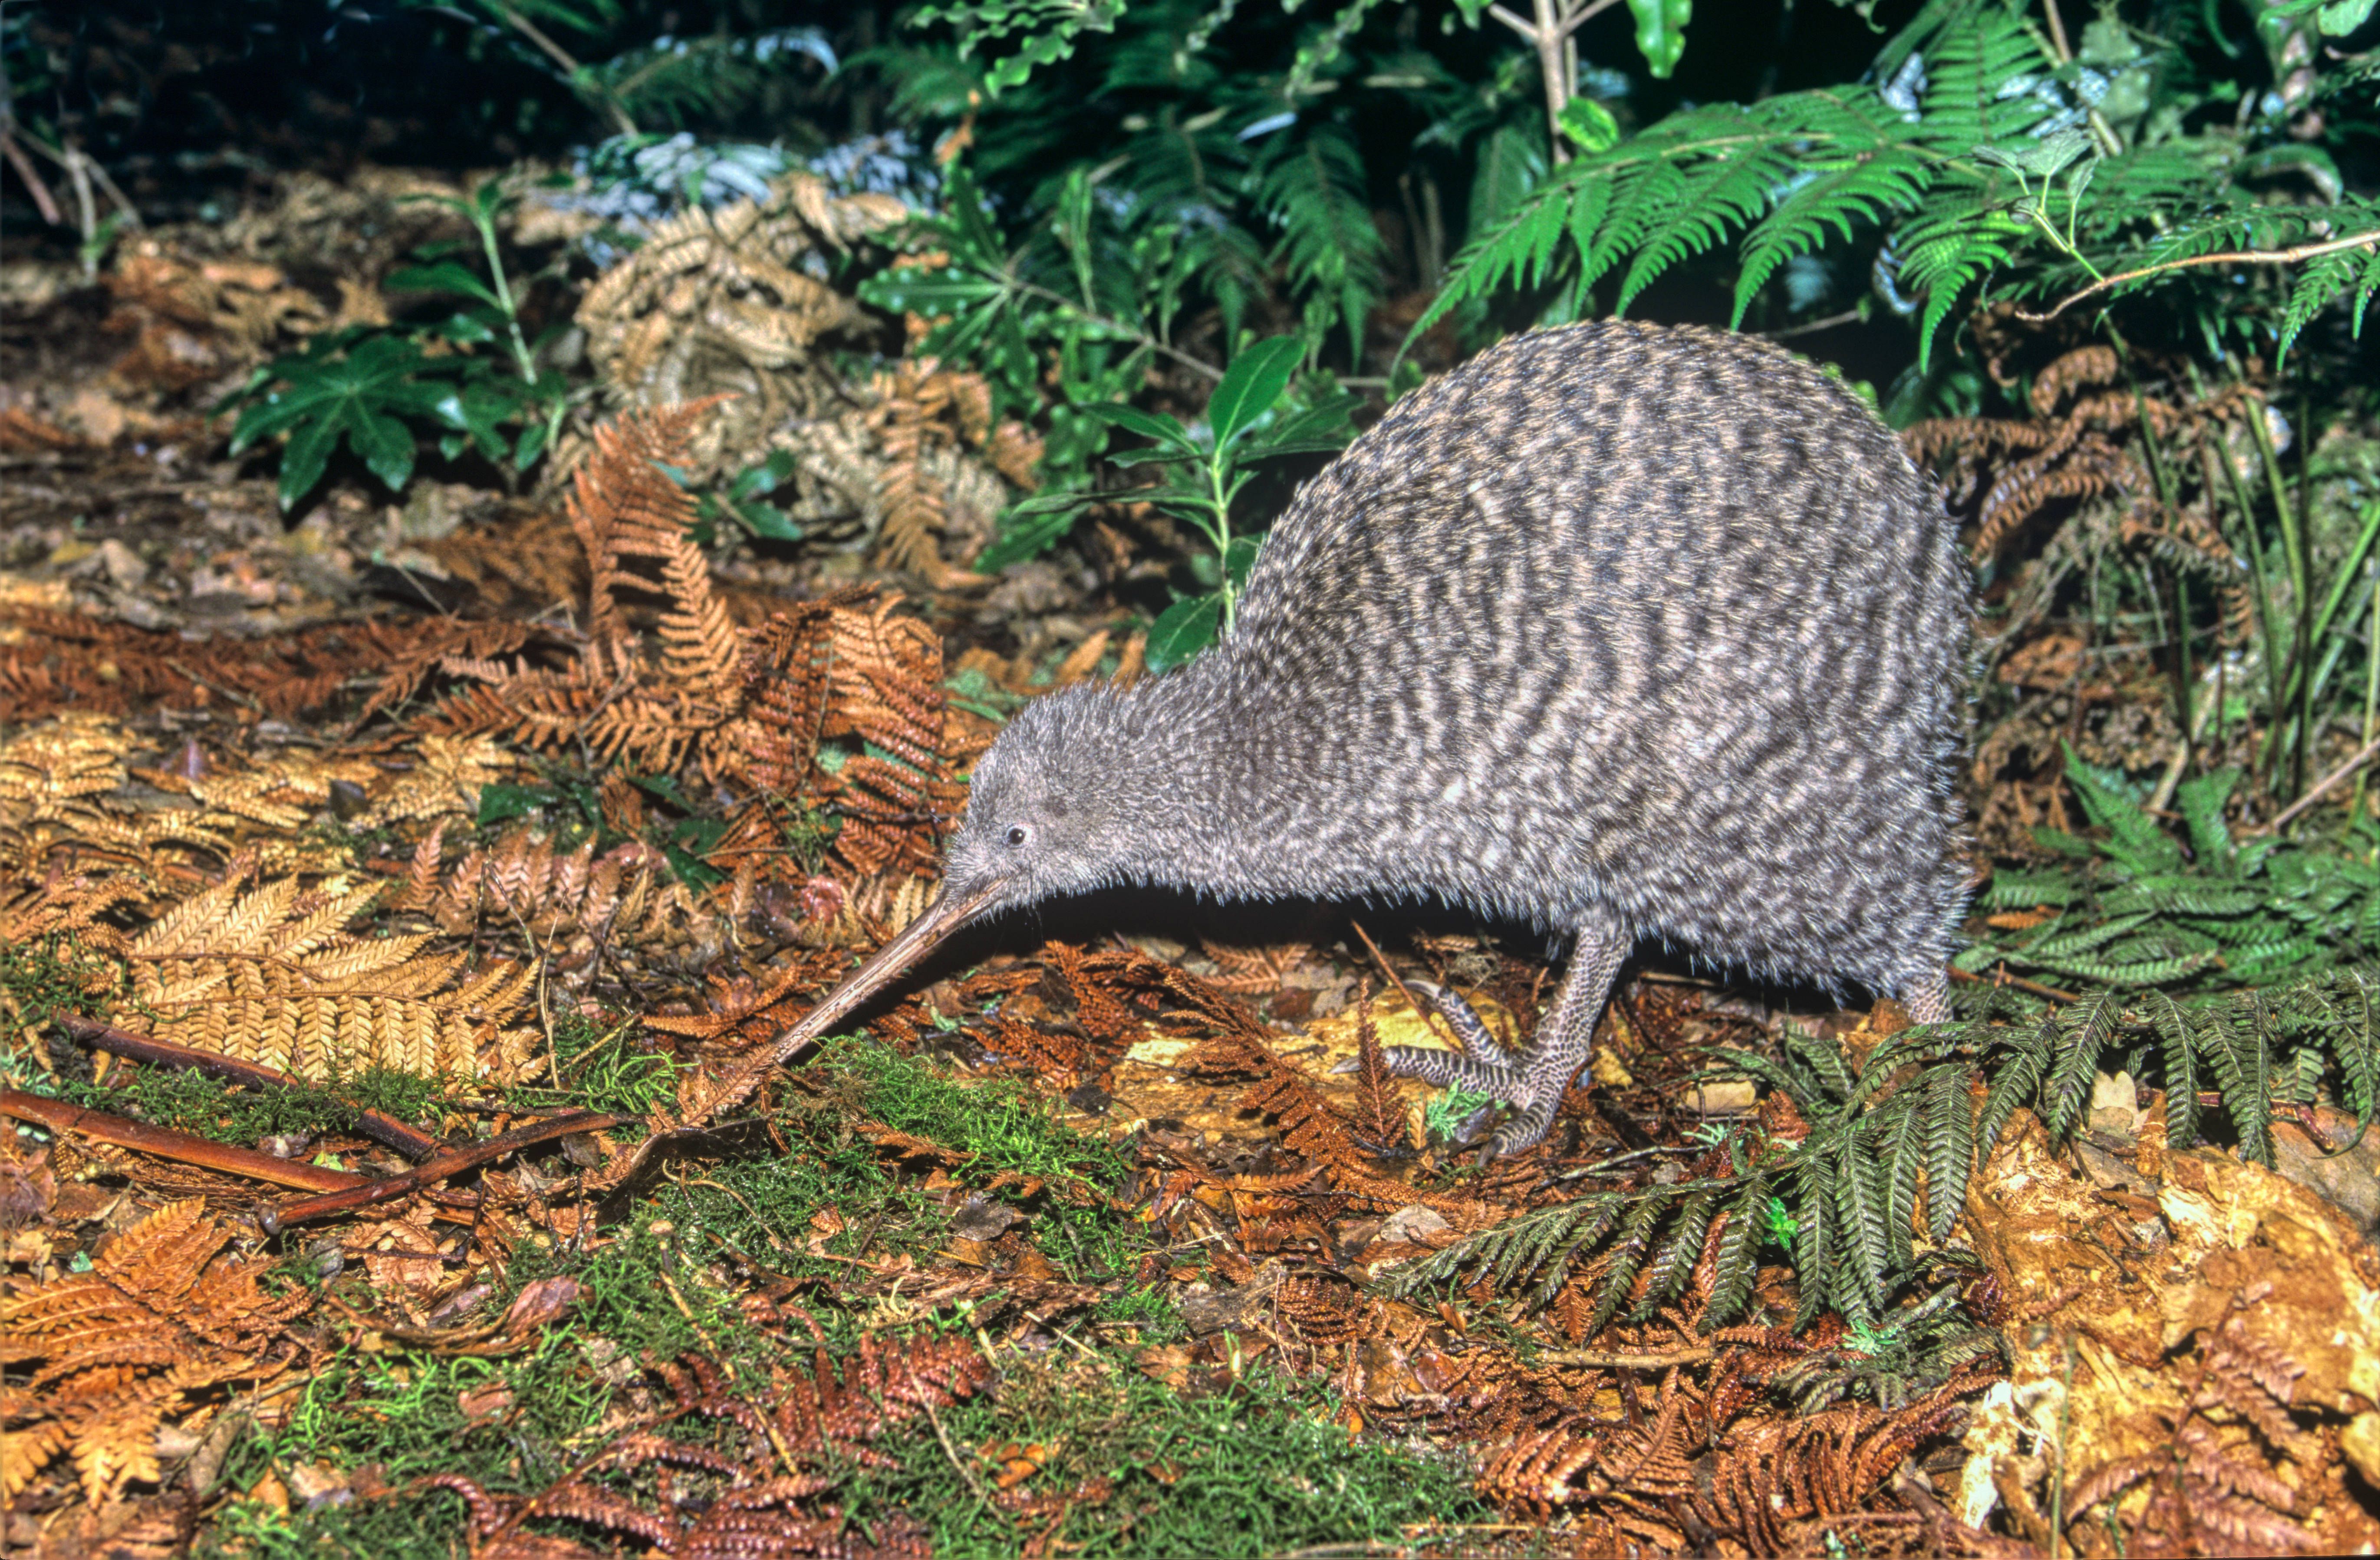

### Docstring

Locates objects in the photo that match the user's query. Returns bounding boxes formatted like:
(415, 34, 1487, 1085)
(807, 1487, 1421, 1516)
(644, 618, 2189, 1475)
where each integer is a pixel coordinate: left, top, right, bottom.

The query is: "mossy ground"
(120, 1036, 1487, 1557)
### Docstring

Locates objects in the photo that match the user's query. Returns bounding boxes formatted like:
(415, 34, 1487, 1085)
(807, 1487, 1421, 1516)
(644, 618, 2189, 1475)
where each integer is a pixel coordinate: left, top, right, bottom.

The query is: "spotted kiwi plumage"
(820, 321, 1973, 1156)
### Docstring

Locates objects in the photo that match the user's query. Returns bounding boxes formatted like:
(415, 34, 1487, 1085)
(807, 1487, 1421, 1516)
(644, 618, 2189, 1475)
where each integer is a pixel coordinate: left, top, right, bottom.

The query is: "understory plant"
(222, 182, 573, 510)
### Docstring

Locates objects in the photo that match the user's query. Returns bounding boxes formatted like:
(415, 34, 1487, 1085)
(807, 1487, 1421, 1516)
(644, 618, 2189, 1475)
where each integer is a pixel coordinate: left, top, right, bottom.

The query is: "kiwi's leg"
(1383, 913, 1628, 1157)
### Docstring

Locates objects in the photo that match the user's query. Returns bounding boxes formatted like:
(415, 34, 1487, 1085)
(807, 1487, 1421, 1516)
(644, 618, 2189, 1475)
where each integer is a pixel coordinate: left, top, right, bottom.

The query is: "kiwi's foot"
(1383, 982, 1576, 1158)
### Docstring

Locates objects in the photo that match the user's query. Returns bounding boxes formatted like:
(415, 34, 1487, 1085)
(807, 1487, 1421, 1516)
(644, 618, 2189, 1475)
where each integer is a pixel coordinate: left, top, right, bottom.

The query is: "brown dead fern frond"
(1904, 348, 2261, 566)
(126, 871, 540, 1080)
(0, 1200, 310, 1503)
(2066, 1316, 2322, 1554)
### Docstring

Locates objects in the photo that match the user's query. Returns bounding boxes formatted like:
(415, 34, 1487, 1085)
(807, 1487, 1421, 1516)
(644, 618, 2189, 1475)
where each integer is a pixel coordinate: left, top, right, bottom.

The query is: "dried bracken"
(430, 1340, 985, 1558)
(2067, 1317, 2322, 1555)
(410, 403, 963, 894)
(0, 1200, 310, 1502)
(124, 867, 541, 1081)
(1903, 344, 2257, 563)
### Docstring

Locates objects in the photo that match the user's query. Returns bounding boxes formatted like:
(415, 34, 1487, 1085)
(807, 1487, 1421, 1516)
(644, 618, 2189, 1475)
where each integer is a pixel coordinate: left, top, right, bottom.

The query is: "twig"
(1347, 920, 1466, 1053)
(165, 660, 263, 713)
(1949, 963, 2080, 1004)
(2022, 231, 2380, 322)
(261, 1109, 624, 1230)
(1758, 305, 1868, 341)
(2257, 730, 2380, 834)
(1530, 1344, 1716, 1369)
(0, 128, 61, 225)
(925, 1399, 994, 1511)
(0, 1088, 368, 1192)
(53, 1011, 438, 1160)
(494, 3, 637, 135)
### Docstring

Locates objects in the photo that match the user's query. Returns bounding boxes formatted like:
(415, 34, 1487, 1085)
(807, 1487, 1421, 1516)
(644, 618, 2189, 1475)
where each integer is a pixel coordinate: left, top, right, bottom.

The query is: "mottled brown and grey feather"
(938, 320, 1972, 1155)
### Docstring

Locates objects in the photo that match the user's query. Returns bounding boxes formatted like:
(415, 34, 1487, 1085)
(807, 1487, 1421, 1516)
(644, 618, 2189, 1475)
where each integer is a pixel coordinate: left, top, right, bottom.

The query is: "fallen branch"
(262, 1109, 625, 1231)
(54, 1011, 440, 1161)
(0, 1088, 368, 1193)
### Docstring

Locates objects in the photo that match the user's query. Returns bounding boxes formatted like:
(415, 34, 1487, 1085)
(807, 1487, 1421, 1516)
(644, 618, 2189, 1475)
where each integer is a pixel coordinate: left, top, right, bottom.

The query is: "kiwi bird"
(770, 320, 1972, 1156)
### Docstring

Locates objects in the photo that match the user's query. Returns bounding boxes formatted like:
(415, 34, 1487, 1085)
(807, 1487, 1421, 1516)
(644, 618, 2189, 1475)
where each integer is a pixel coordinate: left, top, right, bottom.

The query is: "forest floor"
(5, 166, 2380, 1560)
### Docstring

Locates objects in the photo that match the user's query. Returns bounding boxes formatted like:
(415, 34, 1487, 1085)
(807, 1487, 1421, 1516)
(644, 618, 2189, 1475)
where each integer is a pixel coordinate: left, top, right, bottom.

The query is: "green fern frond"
(1792, 1151, 1837, 1331)
(1782, 1021, 1858, 1105)
(2147, 989, 2201, 1147)
(1631, 1188, 1719, 1322)
(1733, 148, 1929, 319)
(1876, 1100, 1916, 1264)
(1700, 1177, 1768, 1333)
(1831, 1133, 1890, 1326)
(1978, 1025, 2051, 1161)
(2337, 972, 2379, 1140)
(1256, 124, 1388, 363)
(1589, 1190, 1673, 1335)
(1924, 1062, 1976, 1241)
(2044, 991, 2122, 1138)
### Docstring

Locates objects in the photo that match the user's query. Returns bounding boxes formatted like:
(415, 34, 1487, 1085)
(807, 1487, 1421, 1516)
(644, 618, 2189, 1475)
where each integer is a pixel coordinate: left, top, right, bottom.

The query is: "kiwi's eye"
(1006, 825, 1029, 847)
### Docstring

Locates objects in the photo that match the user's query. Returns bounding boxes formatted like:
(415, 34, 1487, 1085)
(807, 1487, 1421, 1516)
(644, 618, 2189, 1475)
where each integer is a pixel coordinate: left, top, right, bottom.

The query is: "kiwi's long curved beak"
(764, 877, 1011, 1068)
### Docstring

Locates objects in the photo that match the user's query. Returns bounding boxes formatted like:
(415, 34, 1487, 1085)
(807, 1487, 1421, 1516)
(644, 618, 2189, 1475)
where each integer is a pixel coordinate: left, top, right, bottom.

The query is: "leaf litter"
(4, 173, 2380, 1560)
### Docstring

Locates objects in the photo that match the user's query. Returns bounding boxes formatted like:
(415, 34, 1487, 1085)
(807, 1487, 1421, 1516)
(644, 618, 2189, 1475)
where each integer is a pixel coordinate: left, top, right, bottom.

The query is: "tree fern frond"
(1614, 143, 1796, 315)
(1732, 146, 1928, 322)
(1256, 123, 1388, 364)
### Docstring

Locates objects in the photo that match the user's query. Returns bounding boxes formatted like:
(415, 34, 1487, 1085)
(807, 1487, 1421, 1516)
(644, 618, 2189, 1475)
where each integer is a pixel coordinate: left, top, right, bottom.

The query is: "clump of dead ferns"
(1908, 342, 2380, 808)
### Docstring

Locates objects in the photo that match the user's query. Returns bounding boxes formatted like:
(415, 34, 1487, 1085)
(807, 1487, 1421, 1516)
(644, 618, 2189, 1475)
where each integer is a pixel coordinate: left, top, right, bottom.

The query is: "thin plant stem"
(2244, 393, 2312, 795)
(2203, 439, 2285, 784)
(2356, 558, 2380, 835)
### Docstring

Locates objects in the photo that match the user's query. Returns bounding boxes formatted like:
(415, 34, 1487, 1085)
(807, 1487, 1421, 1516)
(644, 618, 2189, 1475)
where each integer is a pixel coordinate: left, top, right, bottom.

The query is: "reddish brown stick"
(54, 1012, 440, 1161)
(0, 1088, 369, 1193)
(262, 1110, 625, 1232)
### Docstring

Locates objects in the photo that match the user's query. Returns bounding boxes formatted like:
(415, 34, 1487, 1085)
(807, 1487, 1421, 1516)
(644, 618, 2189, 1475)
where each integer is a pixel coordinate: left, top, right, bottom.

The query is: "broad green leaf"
(1208, 336, 1305, 451)
(1558, 98, 1622, 155)
(2320, 0, 2378, 33)
(1627, 0, 1691, 78)
(1144, 593, 1223, 672)
(278, 415, 345, 512)
(1083, 402, 1198, 450)
(514, 418, 551, 471)
(386, 260, 501, 308)
(1223, 532, 1264, 594)
(731, 450, 797, 499)
(729, 499, 803, 541)
(477, 782, 552, 826)
(1239, 393, 1361, 460)
(347, 403, 418, 493)
(977, 493, 1099, 572)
